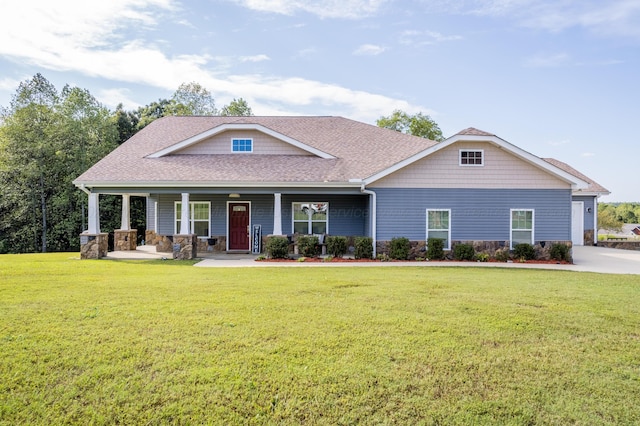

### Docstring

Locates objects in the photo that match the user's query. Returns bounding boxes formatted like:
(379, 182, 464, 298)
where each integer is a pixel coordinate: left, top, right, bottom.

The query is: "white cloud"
(463, 0, 640, 39)
(230, 0, 389, 19)
(582, 152, 596, 157)
(97, 88, 141, 110)
(353, 44, 387, 55)
(0, 0, 426, 122)
(239, 54, 271, 62)
(0, 77, 21, 92)
(399, 29, 462, 46)
(547, 139, 571, 147)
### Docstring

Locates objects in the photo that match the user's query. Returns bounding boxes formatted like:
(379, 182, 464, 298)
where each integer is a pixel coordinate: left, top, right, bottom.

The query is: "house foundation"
(80, 233, 108, 259)
(114, 229, 137, 251)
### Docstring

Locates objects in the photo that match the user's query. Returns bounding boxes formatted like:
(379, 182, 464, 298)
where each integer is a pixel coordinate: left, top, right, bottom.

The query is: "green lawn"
(1, 254, 639, 425)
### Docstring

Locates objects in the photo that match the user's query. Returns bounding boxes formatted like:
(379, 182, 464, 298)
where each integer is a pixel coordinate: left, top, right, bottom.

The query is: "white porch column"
(180, 192, 190, 234)
(120, 194, 131, 231)
(87, 192, 101, 234)
(273, 192, 283, 235)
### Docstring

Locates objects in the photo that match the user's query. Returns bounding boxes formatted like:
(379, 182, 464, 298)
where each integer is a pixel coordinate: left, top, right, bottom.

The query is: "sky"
(0, 0, 638, 201)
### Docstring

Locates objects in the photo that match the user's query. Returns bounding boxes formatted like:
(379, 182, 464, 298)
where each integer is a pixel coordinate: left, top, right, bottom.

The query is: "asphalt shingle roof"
(543, 158, 610, 195)
(74, 116, 438, 185)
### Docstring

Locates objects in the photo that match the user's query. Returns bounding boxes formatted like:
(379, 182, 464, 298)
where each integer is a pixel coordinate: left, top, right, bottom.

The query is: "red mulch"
(257, 257, 570, 264)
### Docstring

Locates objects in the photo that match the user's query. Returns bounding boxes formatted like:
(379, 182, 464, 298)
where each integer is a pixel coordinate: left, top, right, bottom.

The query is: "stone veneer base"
(80, 233, 109, 259)
(173, 234, 197, 260)
(114, 229, 137, 251)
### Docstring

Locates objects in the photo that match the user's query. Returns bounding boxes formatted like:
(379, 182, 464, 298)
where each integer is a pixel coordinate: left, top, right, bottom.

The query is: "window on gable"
(460, 149, 483, 166)
(232, 138, 253, 153)
(426, 209, 451, 250)
(175, 201, 211, 237)
(510, 209, 534, 248)
(292, 202, 328, 234)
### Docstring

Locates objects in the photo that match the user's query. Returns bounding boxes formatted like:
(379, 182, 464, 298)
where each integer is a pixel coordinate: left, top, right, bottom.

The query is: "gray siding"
(373, 188, 572, 242)
(155, 193, 369, 237)
(572, 195, 596, 231)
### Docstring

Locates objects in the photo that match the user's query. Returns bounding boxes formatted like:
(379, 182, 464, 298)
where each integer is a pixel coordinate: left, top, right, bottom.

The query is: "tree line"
(598, 203, 640, 233)
(0, 73, 441, 254)
(0, 74, 254, 254)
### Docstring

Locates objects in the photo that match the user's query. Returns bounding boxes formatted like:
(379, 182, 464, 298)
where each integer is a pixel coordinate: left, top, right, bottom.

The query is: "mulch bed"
(256, 257, 570, 264)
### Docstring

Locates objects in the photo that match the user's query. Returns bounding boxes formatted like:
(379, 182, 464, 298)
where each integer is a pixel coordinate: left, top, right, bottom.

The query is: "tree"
(219, 98, 253, 116)
(135, 98, 172, 131)
(598, 205, 623, 233)
(0, 75, 118, 253)
(168, 82, 217, 116)
(376, 110, 444, 141)
(112, 103, 139, 143)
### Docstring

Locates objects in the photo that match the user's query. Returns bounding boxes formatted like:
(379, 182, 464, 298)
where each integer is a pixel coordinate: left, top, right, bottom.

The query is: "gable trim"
(364, 133, 589, 189)
(147, 123, 336, 159)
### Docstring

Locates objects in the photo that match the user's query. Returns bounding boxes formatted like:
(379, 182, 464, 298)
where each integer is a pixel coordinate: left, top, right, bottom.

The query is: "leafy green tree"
(598, 204, 623, 233)
(0, 74, 118, 253)
(112, 103, 139, 143)
(168, 82, 217, 116)
(135, 98, 172, 131)
(219, 98, 253, 116)
(377, 109, 444, 141)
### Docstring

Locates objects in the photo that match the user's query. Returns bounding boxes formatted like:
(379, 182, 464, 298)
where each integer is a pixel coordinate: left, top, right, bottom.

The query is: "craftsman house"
(73, 116, 609, 259)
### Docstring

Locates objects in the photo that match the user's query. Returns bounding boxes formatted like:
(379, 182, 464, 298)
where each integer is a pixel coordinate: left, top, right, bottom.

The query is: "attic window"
(232, 138, 253, 153)
(460, 149, 483, 166)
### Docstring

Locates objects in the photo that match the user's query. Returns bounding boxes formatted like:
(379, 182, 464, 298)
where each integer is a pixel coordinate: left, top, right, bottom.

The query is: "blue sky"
(1, 0, 638, 201)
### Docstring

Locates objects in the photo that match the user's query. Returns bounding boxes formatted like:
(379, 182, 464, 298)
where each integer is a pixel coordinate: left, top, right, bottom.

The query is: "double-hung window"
(292, 202, 328, 234)
(426, 209, 451, 250)
(175, 201, 211, 237)
(510, 209, 534, 248)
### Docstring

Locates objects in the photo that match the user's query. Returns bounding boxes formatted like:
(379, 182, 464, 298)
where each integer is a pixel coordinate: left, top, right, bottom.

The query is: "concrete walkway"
(106, 245, 640, 274)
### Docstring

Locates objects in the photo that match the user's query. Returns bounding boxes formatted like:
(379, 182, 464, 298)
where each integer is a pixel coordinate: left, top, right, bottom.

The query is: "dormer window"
(460, 149, 483, 166)
(232, 138, 253, 153)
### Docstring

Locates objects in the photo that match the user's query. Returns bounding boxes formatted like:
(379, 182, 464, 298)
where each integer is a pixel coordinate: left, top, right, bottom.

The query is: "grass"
(1, 253, 639, 425)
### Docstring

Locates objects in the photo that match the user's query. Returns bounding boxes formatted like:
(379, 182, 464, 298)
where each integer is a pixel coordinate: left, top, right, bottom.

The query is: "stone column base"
(80, 233, 108, 259)
(114, 229, 137, 251)
(173, 234, 197, 260)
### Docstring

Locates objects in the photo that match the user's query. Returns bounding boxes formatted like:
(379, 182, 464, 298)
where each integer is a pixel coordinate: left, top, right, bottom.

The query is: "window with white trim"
(510, 209, 534, 248)
(459, 149, 483, 166)
(426, 209, 451, 250)
(175, 201, 211, 237)
(292, 202, 328, 234)
(232, 138, 253, 153)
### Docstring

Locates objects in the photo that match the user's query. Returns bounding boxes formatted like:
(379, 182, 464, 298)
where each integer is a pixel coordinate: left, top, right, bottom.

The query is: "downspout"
(78, 184, 91, 195)
(360, 184, 377, 257)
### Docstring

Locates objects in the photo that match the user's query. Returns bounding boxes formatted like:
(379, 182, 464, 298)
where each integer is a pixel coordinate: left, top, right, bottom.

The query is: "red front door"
(228, 202, 250, 250)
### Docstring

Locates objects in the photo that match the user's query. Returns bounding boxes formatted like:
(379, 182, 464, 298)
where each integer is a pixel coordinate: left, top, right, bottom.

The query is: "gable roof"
(543, 158, 610, 196)
(364, 127, 590, 189)
(73, 116, 436, 189)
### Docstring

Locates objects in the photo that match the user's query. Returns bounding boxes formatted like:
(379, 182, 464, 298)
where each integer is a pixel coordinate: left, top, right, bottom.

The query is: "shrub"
(494, 248, 510, 262)
(427, 238, 445, 260)
(550, 243, 571, 262)
(389, 237, 410, 260)
(354, 237, 373, 259)
(475, 253, 490, 262)
(265, 236, 289, 259)
(297, 235, 319, 257)
(453, 243, 475, 261)
(513, 243, 536, 260)
(376, 253, 390, 262)
(326, 236, 348, 257)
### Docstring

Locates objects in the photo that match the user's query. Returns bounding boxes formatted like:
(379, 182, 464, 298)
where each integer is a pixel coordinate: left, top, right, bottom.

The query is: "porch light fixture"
(229, 193, 241, 198)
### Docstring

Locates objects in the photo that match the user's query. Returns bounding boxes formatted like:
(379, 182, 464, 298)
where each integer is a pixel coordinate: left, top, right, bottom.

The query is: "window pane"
(311, 222, 326, 234)
(428, 210, 449, 229)
(193, 203, 209, 220)
(194, 222, 208, 237)
(512, 230, 532, 245)
(294, 222, 308, 234)
(428, 230, 448, 247)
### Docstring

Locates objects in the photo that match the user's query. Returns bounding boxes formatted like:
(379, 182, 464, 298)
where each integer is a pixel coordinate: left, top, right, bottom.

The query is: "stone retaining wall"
(597, 241, 640, 251)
